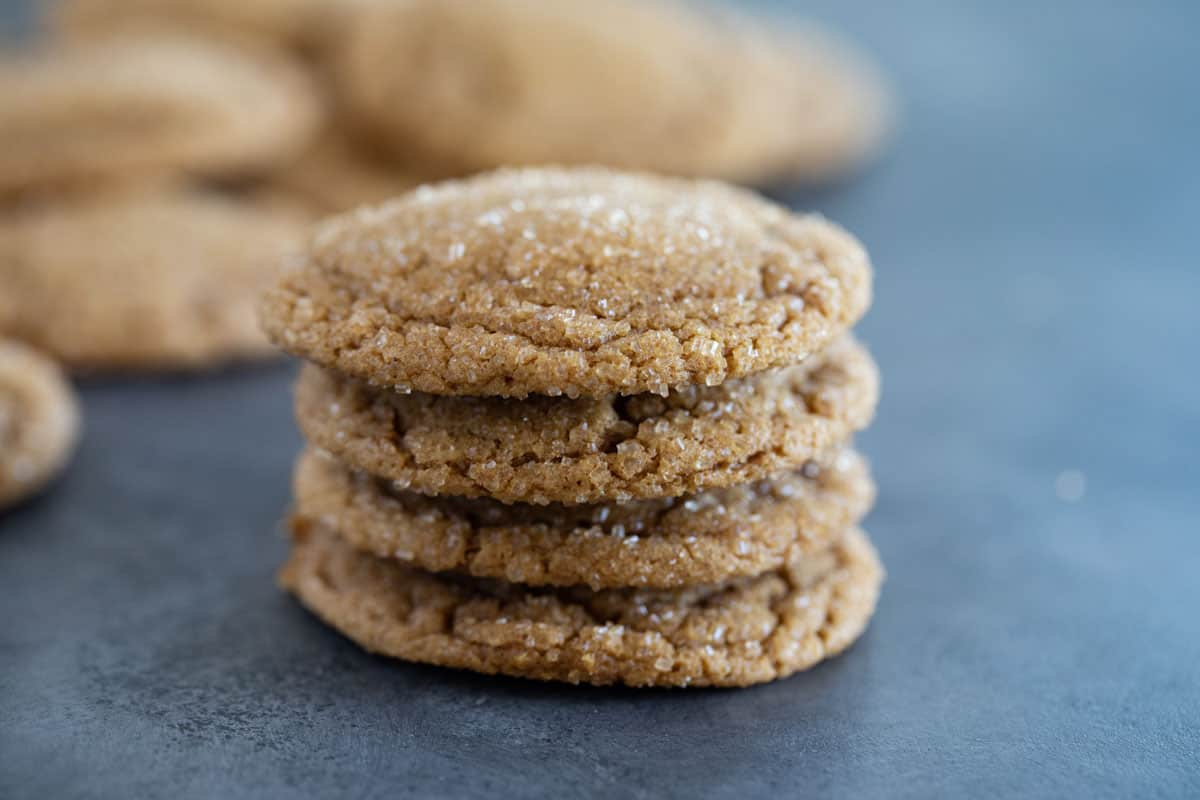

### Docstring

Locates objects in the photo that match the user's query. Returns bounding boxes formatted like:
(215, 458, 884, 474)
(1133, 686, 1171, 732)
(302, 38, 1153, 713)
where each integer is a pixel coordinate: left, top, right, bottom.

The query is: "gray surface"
(3, 1, 1199, 798)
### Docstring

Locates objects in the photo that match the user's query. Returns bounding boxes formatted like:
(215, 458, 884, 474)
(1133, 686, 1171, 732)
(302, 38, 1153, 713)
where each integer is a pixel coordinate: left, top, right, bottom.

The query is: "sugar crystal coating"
(281, 519, 883, 688)
(294, 446, 874, 589)
(266, 165, 884, 688)
(294, 336, 878, 504)
(260, 167, 873, 397)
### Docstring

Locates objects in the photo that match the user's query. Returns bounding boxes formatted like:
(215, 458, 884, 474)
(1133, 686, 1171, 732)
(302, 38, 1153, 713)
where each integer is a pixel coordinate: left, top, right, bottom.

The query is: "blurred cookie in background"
(0, 187, 307, 371)
(0, 338, 80, 510)
(715, 19, 891, 185)
(0, 32, 323, 198)
(49, 0, 365, 58)
(335, 0, 890, 184)
(267, 131, 428, 215)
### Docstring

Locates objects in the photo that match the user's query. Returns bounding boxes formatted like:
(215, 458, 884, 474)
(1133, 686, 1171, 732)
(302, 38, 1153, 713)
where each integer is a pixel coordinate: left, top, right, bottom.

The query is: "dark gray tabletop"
(3, 1, 1198, 798)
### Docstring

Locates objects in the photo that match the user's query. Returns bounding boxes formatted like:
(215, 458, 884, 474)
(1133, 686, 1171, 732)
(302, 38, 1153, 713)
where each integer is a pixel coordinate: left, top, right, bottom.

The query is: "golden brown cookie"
(0, 339, 80, 510)
(260, 167, 873, 398)
(0, 34, 322, 197)
(269, 131, 426, 214)
(335, 0, 887, 183)
(719, 21, 892, 184)
(0, 189, 307, 370)
(52, 0, 362, 54)
(294, 446, 874, 589)
(281, 518, 882, 687)
(294, 335, 877, 504)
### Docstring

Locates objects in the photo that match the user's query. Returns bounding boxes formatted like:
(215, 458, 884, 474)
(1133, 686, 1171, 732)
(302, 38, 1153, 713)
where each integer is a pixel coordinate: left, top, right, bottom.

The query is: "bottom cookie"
(281, 518, 883, 688)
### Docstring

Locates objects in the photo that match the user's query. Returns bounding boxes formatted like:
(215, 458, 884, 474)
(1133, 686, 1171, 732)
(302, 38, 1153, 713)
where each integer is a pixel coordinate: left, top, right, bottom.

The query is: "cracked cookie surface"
(0, 340, 79, 510)
(295, 335, 877, 504)
(281, 519, 882, 687)
(0, 189, 307, 370)
(0, 33, 321, 196)
(260, 167, 873, 398)
(295, 446, 874, 589)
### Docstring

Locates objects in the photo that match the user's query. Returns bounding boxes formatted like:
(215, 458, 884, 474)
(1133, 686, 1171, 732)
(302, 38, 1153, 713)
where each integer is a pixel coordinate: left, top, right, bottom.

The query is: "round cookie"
(0, 339, 80, 510)
(261, 167, 874, 398)
(337, 0, 729, 177)
(294, 336, 877, 504)
(295, 446, 874, 589)
(0, 189, 307, 370)
(281, 519, 883, 688)
(335, 0, 887, 183)
(0, 34, 322, 196)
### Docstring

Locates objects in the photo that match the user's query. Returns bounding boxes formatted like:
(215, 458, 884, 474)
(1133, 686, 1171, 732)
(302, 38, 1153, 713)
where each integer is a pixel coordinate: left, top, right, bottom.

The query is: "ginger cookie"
(52, 0, 363, 55)
(294, 335, 877, 504)
(0, 189, 307, 370)
(718, 21, 891, 185)
(294, 446, 874, 590)
(0, 34, 321, 197)
(260, 167, 873, 398)
(335, 0, 887, 183)
(269, 131, 426, 214)
(281, 518, 883, 688)
(0, 339, 80, 510)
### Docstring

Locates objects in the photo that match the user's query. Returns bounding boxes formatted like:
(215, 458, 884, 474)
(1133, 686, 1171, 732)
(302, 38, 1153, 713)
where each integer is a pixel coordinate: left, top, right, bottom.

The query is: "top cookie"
(260, 167, 872, 398)
(335, 0, 888, 183)
(0, 33, 322, 197)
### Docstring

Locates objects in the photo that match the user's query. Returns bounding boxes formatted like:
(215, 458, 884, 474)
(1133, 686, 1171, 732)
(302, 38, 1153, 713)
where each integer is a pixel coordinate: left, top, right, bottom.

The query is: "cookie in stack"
(260, 167, 882, 687)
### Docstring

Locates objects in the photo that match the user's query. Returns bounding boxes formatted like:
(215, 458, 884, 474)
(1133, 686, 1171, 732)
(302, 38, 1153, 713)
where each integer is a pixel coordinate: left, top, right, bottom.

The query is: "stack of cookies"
(260, 167, 882, 688)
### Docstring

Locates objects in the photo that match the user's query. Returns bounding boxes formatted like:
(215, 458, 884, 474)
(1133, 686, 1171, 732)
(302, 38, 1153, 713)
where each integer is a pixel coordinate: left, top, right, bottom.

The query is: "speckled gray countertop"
(2, 1, 1198, 797)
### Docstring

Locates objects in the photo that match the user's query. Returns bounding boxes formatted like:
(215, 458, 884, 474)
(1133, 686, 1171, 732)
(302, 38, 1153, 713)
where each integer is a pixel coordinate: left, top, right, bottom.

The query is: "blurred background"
(1, 0, 1197, 797)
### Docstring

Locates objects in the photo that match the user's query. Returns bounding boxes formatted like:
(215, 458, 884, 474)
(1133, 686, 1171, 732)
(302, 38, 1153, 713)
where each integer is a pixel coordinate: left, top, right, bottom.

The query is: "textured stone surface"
(2, 1, 1198, 797)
